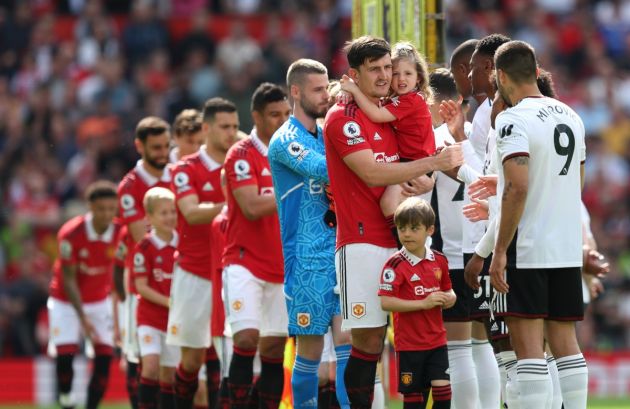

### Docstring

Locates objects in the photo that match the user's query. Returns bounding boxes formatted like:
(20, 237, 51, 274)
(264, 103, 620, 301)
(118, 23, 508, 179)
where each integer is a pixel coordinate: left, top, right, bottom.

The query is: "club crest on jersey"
(351, 302, 366, 319)
(60, 240, 72, 259)
(234, 159, 251, 181)
(106, 246, 116, 259)
(343, 121, 364, 145)
(297, 313, 310, 328)
(433, 267, 442, 281)
(382, 268, 395, 283)
(401, 372, 413, 386)
(120, 194, 135, 210)
(232, 299, 243, 312)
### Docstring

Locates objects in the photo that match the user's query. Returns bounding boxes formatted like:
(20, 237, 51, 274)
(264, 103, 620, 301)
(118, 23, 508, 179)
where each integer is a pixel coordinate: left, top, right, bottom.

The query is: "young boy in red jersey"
(378, 197, 456, 409)
(132, 187, 180, 409)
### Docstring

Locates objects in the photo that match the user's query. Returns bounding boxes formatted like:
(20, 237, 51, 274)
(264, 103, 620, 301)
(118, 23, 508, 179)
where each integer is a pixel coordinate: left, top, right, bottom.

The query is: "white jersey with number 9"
(494, 96, 586, 269)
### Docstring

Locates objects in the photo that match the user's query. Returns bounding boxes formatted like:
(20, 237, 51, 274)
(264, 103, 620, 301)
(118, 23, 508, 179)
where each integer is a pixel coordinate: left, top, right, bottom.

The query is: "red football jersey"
(324, 102, 400, 249)
(223, 134, 283, 283)
(378, 247, 452, 351)
(210, 208, 228, 337)
(49, 214, 122, 303)
(132, 231, 177, 331)
(171, 148, 224, 280)
(118, 160, 172, 293)
(385, 92, 436, 160)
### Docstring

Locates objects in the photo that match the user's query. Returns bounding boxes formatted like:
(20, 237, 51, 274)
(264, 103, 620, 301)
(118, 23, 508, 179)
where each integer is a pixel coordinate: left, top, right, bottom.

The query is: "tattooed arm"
(489, 155, 529, 293)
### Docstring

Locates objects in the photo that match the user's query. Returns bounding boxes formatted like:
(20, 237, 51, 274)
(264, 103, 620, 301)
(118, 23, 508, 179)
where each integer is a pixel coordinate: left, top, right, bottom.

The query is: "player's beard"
(145, 155, 167, 170)
(497, 82, 513, 107)
(301, 98, 327, 120)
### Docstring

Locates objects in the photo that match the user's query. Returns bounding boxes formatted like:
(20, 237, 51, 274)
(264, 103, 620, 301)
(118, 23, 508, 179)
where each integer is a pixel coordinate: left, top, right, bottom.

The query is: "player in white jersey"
(427, 68, 483, 409)
(490, 41, 588, 409)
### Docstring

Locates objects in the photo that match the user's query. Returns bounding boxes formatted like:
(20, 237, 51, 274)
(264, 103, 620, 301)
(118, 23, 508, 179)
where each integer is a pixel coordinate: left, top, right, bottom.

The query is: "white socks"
(447, 340, 479, 409)
(472, 339, 501, 409)
(517, 358, 552, 408)
(503, 351, 519, 409)
(546, 354, 563, 409)
(556, 353, 588, 409)
(371, 373, 385, 409)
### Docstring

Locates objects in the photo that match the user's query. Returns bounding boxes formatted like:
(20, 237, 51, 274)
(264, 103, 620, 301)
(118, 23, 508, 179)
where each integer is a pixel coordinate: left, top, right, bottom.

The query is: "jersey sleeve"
(577, 117, 586, 163)
(385, 93, 420, 121)
(438, 257, 453, 291)
(118, 182, 145, 224)
(131, 243, 150, 280)
(114, 232, 127, 269)
(269, 135, 329, 182)
(225, 149, 259, 191)
(58, 230, 77, 269)
(495, 112, 529, 164)
(378, 261, 403, 297)
(172, 163, 198, 200)
(324, 114, 372, 158)
(475, 217, 496, 259)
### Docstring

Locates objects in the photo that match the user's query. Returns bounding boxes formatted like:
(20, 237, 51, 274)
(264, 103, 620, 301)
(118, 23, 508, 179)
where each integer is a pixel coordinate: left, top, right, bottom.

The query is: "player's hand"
(588, 277, 604, 300)
(489, 251, 509, 293)
(464, 253, 485, 290)
(401, 175, 434, 197)
(468, 175, 498, 200)
(583, 247, 609, 278)
(424, 292, 449, 308)
(81, 317, 101, 345)
(462, 198, 489, 222)
(433, 143, 464, 171)
(439, 100, 466, 142)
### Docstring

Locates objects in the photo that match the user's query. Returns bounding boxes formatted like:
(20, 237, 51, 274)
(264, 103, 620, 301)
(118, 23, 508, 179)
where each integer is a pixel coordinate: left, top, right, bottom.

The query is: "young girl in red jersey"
(340, 42, 436, 240)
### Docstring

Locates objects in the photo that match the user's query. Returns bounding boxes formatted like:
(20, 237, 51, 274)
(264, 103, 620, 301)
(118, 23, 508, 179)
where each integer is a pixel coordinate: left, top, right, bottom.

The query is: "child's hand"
(340, 74, 359, 95)
(424, 292, 448, 308)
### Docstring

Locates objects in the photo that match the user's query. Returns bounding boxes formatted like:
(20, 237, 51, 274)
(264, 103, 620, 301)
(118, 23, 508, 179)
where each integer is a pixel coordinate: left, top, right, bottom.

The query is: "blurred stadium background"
(0, 0, 629, 406)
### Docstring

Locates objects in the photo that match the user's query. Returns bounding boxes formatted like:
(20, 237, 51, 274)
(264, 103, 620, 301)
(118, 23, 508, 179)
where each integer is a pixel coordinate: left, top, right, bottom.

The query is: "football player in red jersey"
(118, 117, 173, 409)
(323, 36, 462, 407)
(167, 98, 237, 409)
(223, 83, 290, 409)
(47, 180, 121, 409)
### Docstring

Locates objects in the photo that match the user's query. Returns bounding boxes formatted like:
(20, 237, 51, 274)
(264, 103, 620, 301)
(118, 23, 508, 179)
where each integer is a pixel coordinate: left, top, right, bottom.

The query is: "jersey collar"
(169, 147, 179, 164)
(84, 213, 115, 242)
(149, 229, 179, 249)
(400, 245, 435, 266)
(250, 128, 268, 157)
(199, 146, 222, 172)
(289, 116, 322, 139)
(135, 160, 171, 186)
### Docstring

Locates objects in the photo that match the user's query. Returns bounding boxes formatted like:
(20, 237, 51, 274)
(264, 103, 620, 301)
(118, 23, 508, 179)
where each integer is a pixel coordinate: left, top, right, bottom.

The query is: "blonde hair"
(391, 41, 434, 104)
(143, 187, 175, 215)
(394, 197, 435, 229)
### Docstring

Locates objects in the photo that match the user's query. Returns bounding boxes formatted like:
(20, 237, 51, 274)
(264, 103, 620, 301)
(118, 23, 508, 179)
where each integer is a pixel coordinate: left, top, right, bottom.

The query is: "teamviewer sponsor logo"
(374, 152, 400, 163)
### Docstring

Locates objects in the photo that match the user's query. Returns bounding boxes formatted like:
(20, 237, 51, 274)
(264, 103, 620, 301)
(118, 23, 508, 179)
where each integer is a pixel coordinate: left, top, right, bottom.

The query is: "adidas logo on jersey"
(261, 167, 271, 176)
(479, 301, 490, 310)
(373, 132, 382, 141)
(410, 273, 421, 282)
(202, 182, 214, 191)
(303, 398, 318, 407)
(491, 322, 499, 331)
